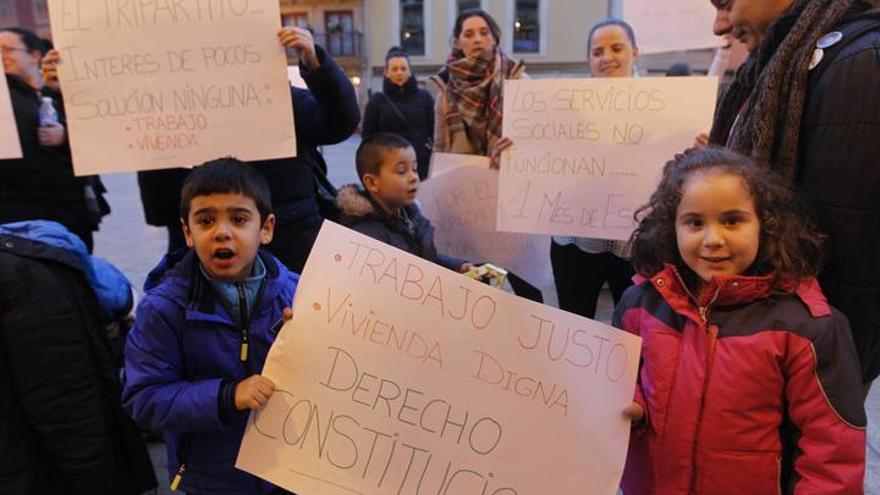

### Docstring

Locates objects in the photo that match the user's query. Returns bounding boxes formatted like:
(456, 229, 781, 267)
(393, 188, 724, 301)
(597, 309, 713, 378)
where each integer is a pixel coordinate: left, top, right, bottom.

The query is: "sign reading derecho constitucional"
(47, 0, 296, 175)
(0, 73, 22, 159)
(237, 222, 642, 495)
(622, 0, 720, 54)
(419, 154, 551, 289)
(499, 77, 717, 240)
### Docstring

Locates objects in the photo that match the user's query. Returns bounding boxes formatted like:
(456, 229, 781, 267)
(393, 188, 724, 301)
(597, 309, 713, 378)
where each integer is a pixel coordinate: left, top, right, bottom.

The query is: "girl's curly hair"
(630, 147, 826, 285)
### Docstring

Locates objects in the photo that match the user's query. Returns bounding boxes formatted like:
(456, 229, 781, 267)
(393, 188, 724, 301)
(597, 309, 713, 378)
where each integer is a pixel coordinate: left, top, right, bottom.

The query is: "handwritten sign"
(420, 153, 551, 288)
(0, 74, 22, 159)
(622, 0, 720, 54)
(498, 77, 717, 240)
(237, 221, 642, 495)
(46, 0, 296, 175)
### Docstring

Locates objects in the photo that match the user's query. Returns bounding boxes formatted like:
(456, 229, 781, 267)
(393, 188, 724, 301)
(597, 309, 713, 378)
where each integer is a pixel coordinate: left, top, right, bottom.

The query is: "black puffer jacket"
(0, 234, 156, 495)
(337, 185, 465, 271)
(0, 76, 92, 247)
(797, 8, 880, 382)
(362, 76, 435, 179)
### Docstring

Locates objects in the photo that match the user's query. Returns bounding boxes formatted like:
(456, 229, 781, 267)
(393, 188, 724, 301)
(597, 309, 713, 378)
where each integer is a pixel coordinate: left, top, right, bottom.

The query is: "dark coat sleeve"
(362, 94, 381, 138)
(0, 257, 127, 494)
(798, 29, 880, 381)
(293, 45, 361, 147)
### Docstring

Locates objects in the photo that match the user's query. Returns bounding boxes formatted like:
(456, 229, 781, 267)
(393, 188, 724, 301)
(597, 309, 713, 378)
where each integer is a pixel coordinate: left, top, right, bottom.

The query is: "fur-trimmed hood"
(336, 184, 378, 220)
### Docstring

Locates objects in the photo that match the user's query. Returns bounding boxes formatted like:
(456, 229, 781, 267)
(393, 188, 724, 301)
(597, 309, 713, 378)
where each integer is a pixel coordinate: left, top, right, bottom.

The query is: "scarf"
(444, 47, 520, 155)
(709, 0, 878, 183)
(383, 74, 418, 100)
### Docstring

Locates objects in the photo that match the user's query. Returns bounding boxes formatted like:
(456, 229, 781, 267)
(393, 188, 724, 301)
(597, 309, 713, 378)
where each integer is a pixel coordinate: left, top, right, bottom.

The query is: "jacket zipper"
(236, 282, 249, 364)
(673, 271, 721, 493)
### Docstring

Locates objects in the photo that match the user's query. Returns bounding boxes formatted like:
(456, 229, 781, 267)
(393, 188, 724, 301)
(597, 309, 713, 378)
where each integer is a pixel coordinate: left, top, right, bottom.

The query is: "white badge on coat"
(817, 31, 844, 49)
(809, 48, 825, 71)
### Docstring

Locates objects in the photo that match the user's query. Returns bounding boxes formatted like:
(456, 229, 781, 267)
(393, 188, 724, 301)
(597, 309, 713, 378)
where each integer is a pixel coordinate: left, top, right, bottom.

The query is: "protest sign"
(47, 0, 296, 175)
(622, 0, 720, 54)
(0, 74, 22, 159)
(420, 153, 550, 288)
(429, 151, 491, 178)
(237, 221, 642, 495)
(498, 77, 717, 240)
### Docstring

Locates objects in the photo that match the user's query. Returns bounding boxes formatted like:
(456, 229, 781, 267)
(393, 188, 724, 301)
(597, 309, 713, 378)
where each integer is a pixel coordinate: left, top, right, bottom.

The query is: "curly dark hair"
(630, 147, 826, 286)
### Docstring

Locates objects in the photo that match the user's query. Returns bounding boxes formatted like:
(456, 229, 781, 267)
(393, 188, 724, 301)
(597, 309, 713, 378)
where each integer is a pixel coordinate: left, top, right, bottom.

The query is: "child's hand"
(234, 375, 275, 411)
(282, 307, 293, 322)
(460, 262, 475, 273)
(622, 402, 644, 423)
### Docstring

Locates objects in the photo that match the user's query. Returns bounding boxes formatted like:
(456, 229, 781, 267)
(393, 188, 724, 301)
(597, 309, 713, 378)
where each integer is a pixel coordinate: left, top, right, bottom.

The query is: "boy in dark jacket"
(122, 159, 298, 494)
(339, 132, 469, 273)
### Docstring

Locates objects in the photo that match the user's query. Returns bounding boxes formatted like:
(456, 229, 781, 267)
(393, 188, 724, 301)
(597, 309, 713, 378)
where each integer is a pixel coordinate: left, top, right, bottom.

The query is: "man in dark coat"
(0, 221, 157, 495)
(709, 0, 880, 388)
(137, 27, 360, 269)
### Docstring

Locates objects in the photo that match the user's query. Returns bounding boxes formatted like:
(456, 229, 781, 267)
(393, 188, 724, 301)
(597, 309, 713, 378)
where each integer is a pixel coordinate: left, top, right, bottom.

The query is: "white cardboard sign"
(0, 75, 22, 159)
(498, 77, 718, 240)
(622, 0, 721, 54)
(420, 153, 551, 288)
(237, 221, 642, 495)
(47, 0, 296, 175)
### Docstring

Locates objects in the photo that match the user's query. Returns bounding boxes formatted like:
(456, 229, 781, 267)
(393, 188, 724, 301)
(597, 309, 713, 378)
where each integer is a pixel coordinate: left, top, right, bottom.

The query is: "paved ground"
(93, 136, 878, 494)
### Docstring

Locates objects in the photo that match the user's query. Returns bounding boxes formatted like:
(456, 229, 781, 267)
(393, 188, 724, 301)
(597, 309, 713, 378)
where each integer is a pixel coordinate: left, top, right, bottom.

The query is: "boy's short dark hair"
(355, 133, 413, 183)
(180, 158, 272, 224)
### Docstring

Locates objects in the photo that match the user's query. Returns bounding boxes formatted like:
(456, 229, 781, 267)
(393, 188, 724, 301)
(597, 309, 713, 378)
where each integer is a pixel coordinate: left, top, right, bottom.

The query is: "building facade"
(0, 0, 51, 38)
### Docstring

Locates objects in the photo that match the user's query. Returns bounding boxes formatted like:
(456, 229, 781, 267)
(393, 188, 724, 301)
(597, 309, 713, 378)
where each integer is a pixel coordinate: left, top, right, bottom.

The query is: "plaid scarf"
(709, 0, 878, 183)
(444, 48, 520, 155)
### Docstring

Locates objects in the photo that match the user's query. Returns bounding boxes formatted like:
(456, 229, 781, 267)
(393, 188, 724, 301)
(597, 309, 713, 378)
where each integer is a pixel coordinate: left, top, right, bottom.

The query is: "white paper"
(498, 77, 718, 240)
(237, 221, 642, 495)
(419, 154, 551, 288)
(0, 74, 22, 159)
(47, 0, 296, 175)
(429, 151, 490, 177)
(622, 0, 721, 54)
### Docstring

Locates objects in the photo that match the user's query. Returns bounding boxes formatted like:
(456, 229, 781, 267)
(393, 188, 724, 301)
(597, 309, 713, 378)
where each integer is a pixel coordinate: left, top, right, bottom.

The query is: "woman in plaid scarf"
(429, 9, 525, 169)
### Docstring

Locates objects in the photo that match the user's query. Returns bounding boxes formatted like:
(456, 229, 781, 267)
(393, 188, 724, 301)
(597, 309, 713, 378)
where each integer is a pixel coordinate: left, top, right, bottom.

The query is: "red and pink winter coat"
(614, 265, 866, 495)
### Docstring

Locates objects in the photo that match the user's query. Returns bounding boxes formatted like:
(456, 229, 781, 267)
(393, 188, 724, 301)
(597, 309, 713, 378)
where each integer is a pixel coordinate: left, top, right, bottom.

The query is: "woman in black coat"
(362, 47, 434, 180)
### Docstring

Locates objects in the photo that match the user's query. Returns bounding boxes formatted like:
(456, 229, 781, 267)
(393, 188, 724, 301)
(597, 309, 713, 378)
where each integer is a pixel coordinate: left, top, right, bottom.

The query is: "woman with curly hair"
(616, 147, 865, 494)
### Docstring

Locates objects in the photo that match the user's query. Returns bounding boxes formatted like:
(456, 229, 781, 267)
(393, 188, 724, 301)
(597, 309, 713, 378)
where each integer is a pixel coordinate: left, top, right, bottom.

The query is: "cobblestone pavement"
(92, 136, 878, 494)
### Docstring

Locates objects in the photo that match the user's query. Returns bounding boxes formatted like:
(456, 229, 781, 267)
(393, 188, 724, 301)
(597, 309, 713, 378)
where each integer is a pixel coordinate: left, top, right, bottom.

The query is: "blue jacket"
(122, 248, 298, 494)
(0, 220, 132, 323)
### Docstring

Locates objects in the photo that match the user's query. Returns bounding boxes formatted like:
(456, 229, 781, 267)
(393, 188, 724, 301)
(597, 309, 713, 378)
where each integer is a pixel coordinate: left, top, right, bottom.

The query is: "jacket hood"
(0, 220, 133, 322)
(336, 184, 380, 221)
(643, 264, 830, 319)
(383, 74, 419, 99)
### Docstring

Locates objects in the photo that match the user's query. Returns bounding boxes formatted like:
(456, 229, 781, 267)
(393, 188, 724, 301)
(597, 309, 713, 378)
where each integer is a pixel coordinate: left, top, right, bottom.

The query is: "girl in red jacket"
(616, 147, 866, 494)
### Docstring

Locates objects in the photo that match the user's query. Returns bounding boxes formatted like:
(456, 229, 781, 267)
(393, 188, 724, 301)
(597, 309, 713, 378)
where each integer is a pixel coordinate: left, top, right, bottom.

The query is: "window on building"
(324, 11, 355, 57)
(281, 12, 310, 29)
(513, 0, 540, 54)
(400, 0, 425, 56)
(456, 0, 482, 16)
(0, 0, 17, 25)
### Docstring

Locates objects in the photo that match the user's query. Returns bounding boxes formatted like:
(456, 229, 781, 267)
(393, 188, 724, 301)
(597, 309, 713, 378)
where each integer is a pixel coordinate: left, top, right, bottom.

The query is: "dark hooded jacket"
(0, 222, 156, 495)
(337, 185, 465, 272)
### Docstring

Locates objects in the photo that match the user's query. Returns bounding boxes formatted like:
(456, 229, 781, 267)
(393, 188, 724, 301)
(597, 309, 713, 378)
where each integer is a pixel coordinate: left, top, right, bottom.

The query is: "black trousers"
(550, 241, 634, 319)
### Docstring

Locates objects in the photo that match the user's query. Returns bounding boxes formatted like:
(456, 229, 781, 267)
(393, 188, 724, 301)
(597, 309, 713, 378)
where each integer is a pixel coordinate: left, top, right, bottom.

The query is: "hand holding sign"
(277, 27, 320, 71)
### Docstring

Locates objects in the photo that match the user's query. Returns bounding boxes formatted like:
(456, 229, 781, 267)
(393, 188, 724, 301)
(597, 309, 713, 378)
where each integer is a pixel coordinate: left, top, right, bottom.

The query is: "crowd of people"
(1, 1, 879, 493)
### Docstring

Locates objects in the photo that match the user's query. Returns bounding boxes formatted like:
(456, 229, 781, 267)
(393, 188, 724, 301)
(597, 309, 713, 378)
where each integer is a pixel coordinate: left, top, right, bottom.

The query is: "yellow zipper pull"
(170, 464, 186, 491)
(240, 341, 249, 362)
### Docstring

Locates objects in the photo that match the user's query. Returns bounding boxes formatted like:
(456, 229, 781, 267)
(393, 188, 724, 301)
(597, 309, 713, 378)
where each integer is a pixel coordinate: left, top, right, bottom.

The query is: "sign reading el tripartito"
(47, 0, 296, 175)
(237, 221, 642, 495)
(498, 77, 717, 241)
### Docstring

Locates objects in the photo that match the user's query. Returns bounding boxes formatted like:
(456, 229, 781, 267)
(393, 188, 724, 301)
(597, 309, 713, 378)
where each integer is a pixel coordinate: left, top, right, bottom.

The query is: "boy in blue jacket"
(123, 158, 298, 494)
